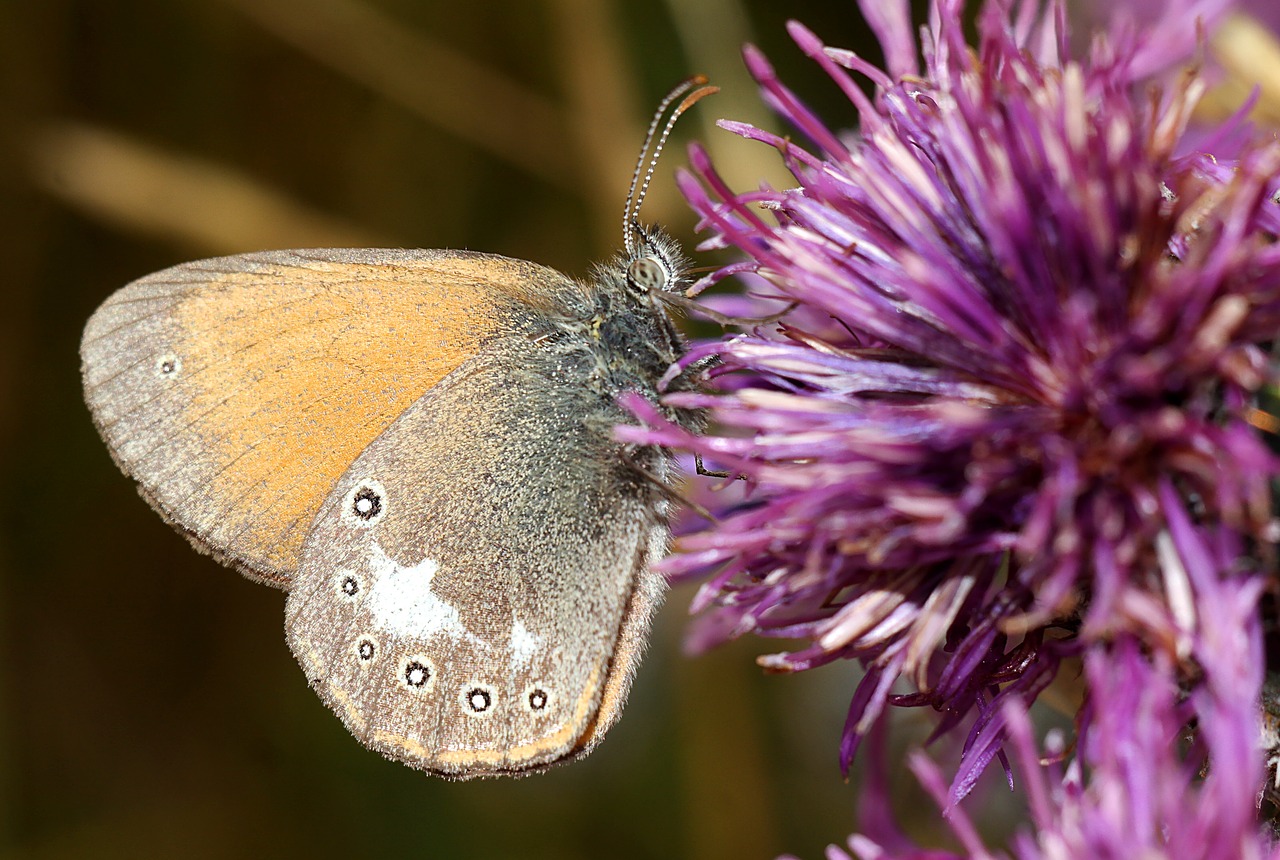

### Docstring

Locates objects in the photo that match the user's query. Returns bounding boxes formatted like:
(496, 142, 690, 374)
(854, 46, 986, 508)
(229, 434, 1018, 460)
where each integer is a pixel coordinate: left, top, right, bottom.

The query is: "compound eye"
(627, 257, 667, 292)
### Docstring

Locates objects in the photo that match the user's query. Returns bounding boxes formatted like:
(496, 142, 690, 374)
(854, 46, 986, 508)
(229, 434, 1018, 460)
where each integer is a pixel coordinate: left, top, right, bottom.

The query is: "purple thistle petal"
(854, 0, 919, 81)
(839, 662, 901, 774)
(904, 751, 993, 859)
(742, 43, 852, 162)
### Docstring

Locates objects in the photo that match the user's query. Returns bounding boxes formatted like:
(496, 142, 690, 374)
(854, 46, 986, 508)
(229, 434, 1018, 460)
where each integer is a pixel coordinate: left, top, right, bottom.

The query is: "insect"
(80, 77, 715, 778)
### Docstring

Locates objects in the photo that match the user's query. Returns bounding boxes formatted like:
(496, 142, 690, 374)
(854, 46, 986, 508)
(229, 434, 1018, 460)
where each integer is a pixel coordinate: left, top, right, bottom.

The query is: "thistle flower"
(843, 519, 1272, 859)
(620, 0, 1280, 831)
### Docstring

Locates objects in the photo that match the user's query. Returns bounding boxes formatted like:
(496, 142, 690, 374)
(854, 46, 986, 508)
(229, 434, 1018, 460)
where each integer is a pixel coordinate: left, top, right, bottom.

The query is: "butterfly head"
(617, 76, 716, 300)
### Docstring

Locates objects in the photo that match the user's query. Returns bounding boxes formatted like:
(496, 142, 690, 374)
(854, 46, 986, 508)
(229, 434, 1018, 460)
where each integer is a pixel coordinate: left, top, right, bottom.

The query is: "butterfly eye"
(627, 257, 668, 292)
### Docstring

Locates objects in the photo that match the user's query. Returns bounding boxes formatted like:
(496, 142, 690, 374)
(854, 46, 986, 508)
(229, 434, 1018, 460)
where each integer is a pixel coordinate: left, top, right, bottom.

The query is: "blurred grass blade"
(26, 121, 385, 254)
(215, 0, 577, 191)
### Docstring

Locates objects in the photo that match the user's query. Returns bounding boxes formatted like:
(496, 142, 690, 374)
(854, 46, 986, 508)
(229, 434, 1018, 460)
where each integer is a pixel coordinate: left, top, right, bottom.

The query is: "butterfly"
(80, 77, 715, 778)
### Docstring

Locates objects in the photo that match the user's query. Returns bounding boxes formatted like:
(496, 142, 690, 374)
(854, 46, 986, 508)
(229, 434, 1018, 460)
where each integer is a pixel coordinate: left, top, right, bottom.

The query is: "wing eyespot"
(341, 479, 387, 528)
(527, 687, 550, 712)
(461, 684, 495, 716)
(155, 354, 181, 379)
(338, 572, 361, 597)
(352, 487, 382, 520)
(402, 656, 435, 691)
(355, 638, 377, 662)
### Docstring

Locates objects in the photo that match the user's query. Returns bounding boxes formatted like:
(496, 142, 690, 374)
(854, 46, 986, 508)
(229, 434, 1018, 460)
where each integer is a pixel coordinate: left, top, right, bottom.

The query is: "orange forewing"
(81, 249, 578, 585)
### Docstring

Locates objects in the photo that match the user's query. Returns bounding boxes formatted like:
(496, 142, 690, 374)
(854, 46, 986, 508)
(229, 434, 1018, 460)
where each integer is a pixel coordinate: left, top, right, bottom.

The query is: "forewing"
(80, 248, 578, 585)
(284, 339, 669, 777)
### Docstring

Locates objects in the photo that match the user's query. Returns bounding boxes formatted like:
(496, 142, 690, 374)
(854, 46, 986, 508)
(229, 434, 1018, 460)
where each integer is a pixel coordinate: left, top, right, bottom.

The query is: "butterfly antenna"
(623, 76, 718, 257)
(623, 77, 699, 256)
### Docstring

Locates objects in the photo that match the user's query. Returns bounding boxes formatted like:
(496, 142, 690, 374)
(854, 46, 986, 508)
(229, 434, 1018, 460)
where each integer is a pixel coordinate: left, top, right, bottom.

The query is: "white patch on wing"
(510, 619, 542, 668)
(365, 543, 476, 641)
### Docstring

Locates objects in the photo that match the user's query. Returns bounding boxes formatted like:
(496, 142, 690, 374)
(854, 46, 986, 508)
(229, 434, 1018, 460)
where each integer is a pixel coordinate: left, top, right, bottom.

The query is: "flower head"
(622, 0, 1280, 817)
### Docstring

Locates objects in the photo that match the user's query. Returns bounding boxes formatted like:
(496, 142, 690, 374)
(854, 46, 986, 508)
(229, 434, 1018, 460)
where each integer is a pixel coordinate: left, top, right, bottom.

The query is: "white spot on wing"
(510, 619, 542, 668)
(365, 543, 477, 642)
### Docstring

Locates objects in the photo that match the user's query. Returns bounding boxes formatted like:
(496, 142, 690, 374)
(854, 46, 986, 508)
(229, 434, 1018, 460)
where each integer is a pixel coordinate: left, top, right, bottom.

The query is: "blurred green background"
(0, 1, 1001, 858)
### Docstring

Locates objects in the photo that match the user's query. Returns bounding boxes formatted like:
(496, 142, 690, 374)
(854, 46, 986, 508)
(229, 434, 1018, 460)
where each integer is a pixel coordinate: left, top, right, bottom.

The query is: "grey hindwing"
(284, 335, 670, 777)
